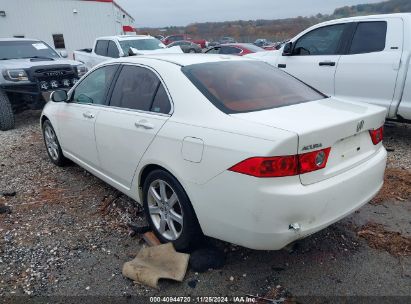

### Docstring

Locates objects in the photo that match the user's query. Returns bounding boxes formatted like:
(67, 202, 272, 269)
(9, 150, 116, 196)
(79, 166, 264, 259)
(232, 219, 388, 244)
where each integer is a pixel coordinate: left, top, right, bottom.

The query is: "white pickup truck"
(74, 35, 182, 70)
(247, 13, 411, 122)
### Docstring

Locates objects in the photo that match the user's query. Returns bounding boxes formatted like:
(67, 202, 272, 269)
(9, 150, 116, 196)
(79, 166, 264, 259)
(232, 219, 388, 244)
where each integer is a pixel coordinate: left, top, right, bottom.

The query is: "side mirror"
(59, 50, 68, 58)
(282, 42, 293, 56)
(50, 90, 68, 102)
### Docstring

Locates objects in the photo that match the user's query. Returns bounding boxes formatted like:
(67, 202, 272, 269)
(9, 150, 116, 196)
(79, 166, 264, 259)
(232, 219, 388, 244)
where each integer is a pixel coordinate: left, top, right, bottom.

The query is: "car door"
(277, 23, 347, 95)
(58, 64, 118, 169)
(94, 64, 172, 190)
(334, 18, 403, 111)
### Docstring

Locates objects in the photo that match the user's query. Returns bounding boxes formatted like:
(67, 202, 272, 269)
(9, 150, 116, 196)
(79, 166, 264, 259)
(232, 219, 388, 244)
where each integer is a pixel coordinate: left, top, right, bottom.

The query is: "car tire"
(0, 90, 15, 131)
(188, 49, 197, 53)
(42, 120, 68, 166)
(143, 169, 202, 251)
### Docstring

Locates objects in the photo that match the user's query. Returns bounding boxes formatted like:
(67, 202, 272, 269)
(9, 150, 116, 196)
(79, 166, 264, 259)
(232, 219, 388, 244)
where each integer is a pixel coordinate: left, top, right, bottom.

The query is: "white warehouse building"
(0, 0, 135, 57)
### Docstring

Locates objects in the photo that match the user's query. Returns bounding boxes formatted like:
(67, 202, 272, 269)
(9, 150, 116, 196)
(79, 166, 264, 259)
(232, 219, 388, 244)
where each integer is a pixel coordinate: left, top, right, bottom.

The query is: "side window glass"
(349, 22, 387, 54)
(73, 65, 117, 104)
(151, 83, 171, 114)
(293, 24, 345, 56)
(226, 47, 241, 55)
(107, 41, 120, 58)
(110, 65, 160, 111)
(95, 40, 109, 56)
(220, 46, 230, 54)
(206, 47, 220, 54)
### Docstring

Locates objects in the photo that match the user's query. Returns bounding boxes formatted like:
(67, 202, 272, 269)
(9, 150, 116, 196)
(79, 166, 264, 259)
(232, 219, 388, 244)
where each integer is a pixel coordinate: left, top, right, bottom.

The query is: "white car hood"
(130, 46, 183, 55)
(0, 58, 82, 69)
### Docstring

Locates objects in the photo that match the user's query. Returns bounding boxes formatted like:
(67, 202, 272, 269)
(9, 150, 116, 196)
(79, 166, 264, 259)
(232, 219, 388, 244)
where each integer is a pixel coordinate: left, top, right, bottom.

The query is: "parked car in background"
(73, 35, 181, 70)
(0, 38, 86, 130)
(167, 41, 202, 53)
(162, 34, 209, 48)
(261, 44, 277, 51)
(205, 43, 265, 56)
(41, 54, 386, 250)
(219, 36, 237, 44)
(208, 41, 220, 47)
(254, 38, 272, 48)
(246, 13, 411, 122)
(154, 35, 165, 41)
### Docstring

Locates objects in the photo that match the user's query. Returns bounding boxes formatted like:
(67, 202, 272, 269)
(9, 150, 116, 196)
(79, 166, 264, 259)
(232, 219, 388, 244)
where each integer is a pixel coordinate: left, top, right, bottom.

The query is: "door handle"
(278, 64, 286, 68)
(83, 112, 95, 119)
(319, 61, 336, 67)
(135, 120, 154, 130)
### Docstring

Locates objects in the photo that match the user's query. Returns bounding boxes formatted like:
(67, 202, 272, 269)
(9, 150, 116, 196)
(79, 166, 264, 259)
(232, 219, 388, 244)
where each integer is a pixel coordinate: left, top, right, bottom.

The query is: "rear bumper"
(187, 147, 387, 250)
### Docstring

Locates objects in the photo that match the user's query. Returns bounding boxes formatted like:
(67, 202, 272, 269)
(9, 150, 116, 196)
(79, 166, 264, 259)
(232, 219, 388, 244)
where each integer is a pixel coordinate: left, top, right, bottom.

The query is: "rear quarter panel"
(133, 120, 298, 204)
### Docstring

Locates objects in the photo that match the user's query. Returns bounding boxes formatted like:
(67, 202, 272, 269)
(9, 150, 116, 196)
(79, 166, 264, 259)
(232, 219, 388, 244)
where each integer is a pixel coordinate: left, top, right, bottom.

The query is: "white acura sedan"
(41, 54, 387, 250)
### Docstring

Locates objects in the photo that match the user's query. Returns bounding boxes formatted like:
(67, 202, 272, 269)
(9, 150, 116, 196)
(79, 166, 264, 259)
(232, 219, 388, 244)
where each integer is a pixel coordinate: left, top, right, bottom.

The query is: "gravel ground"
(0, 110, 410, 302)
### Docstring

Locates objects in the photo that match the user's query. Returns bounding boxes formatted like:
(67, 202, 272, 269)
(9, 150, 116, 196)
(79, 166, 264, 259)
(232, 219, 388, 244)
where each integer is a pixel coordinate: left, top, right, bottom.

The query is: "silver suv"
(0, 38, 87, 130)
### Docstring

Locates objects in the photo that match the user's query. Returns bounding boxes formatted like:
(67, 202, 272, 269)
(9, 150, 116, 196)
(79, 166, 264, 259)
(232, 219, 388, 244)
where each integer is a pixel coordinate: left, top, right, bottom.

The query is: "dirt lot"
(0, 111, 410, 302)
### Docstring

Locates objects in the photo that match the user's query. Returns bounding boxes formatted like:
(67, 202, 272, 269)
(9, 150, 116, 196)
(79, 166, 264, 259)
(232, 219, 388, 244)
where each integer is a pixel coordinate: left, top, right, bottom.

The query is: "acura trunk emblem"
(357, 120, 365, 132)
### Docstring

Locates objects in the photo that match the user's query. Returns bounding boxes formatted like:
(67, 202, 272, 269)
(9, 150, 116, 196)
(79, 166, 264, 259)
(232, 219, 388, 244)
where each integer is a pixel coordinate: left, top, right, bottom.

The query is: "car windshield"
(182, 61, 326, 114)
(0, 40, 60, 60)
(119, 38, 165, 52)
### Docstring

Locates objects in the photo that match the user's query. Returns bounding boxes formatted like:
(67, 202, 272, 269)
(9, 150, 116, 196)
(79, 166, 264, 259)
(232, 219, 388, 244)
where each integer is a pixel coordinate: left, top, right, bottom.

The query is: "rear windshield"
(182, 61, 325, 114)
(0, 41, 60, 60)
(119, 38, 165, 52)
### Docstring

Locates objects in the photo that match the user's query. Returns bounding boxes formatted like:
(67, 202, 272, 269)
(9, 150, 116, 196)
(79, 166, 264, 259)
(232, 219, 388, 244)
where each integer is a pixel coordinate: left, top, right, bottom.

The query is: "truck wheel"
(0, 90, 15, 131)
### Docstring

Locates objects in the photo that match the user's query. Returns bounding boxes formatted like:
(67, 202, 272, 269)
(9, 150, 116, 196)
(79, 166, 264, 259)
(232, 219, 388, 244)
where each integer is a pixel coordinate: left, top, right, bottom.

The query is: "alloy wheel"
(44, 124, 59, 161)
(147, 179, 184, 240)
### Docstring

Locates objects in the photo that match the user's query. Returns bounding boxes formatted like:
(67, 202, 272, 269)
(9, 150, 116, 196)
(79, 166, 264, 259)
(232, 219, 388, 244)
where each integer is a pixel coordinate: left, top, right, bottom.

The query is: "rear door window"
(182, 61, 325, 114)
(107, 41, 120, 58)
(95, 40, 109, 56)
(151, 84, 171, 114)
(349, 21, 387, 54)
(110, 65, 170, 113)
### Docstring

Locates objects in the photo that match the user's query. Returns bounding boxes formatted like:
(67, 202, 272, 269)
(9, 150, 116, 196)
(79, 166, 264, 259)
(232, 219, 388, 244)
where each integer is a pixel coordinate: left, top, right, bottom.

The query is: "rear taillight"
(228, 156, 298, 177)
(369, 126, 384, 145)
(229, 148, 331, 178)
(299, 147, 331, 174)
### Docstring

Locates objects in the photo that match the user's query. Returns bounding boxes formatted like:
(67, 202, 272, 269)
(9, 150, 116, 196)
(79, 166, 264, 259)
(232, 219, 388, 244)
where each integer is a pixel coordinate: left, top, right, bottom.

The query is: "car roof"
(98, 35, 156, 41)
(170, 40, 193, 44)
(317, 12, 411, 27)
(220, 43, 255, 48)
(113, 53, 252, 67)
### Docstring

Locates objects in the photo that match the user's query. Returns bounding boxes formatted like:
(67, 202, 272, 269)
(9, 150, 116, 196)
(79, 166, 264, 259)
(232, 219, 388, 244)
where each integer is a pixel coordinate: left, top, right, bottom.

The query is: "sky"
(115, 0, 384, 28)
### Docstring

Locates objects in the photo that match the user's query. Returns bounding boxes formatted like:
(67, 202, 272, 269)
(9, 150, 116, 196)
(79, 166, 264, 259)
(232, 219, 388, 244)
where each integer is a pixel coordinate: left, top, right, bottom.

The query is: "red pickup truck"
(162, 34, 209, 49)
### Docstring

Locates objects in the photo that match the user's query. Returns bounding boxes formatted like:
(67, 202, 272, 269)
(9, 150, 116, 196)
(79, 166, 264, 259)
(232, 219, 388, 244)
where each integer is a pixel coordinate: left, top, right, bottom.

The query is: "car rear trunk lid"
(231, 98, 387, 185)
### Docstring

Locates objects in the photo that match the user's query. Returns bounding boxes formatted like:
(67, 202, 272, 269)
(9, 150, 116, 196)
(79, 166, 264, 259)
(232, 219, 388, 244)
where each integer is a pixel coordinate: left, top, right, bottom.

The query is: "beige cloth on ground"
(122, 243, 190, 288)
